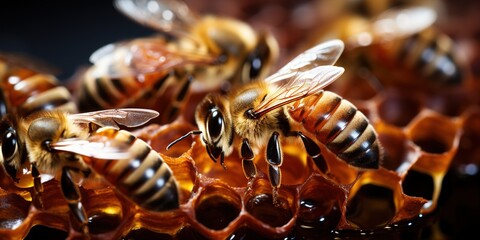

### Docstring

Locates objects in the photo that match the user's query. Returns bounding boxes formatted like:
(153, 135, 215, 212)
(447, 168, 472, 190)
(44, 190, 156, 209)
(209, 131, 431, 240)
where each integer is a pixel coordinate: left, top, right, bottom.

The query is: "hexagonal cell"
(402, 170, 434, 201)
(346, 184, 396, 229)
(377, 90, 423, 127)
(407, 111, 459, 156)
(245, 178, 296, 230)
(194, 184, 242, 231)
(297, 175, 345, 234)
(376, 123, 420, 173)
(245, 193, 293, 228)
(345, 167, 419, 230)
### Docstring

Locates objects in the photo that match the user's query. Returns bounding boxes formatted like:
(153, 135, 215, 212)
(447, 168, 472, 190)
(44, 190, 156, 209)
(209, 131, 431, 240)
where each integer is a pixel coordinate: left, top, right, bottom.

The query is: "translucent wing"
(265, 39, 345, 84)
(89, 37, 218, 78)
(114, 0, 197, 35)
(68, 108, 159, 129)
(252, 66, 344, 117)
(51, 138, 131, 160)
(347, 6, 437, 49)
(372, 6, 436, 41)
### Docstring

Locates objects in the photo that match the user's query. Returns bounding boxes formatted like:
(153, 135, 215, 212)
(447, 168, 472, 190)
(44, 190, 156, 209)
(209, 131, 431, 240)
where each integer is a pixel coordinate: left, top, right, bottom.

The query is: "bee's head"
(0, 119, 21, 182)
(194, 16, 278, 85)
(195, 94, 234, 163)
(238, 32, 279, 84)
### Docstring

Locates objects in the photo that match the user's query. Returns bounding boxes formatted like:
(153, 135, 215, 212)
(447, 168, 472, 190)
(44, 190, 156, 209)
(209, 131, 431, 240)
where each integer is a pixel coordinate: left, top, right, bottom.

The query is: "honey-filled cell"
(245, 193, 293, 228)
(244, 178, 296, 234)
(346, 183, 396, 229)
(296, 175, 345, 234)
(193, 184, 242, 231)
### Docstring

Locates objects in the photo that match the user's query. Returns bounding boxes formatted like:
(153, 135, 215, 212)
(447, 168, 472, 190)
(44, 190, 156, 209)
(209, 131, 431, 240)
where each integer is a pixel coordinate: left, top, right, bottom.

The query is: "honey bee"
(308, 2, 464, 89)
(0, 53, 77, 117)
(0, 108, 179, 235)
(0, 53, 79, 184)
(168, 40, 381, 200)
(76, 0, 279, 124)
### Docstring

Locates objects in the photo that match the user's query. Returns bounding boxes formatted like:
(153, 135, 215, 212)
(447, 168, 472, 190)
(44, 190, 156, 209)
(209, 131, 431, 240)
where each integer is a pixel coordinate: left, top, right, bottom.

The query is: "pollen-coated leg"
(61, 168, 89, 236)
(266, 132, 282, 204)
(241, 139, 256, 191)
(296, 132, 329, 174)
(31, 163, 44, 208)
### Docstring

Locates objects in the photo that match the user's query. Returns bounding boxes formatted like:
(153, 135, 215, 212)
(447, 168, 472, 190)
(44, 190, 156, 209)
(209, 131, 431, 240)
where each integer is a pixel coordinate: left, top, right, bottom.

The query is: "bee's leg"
(241, 138, 256, 191)
(61, 167, 89, 237)
(266, 132, 282, 205)
(31, 162, 44, 208)
(296, 132, 329, 174)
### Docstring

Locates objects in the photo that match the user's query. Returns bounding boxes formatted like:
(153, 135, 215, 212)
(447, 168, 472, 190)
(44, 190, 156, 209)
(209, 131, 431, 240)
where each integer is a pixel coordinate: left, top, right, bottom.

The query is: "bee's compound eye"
(207, 109, 224, 142)
(2, 128, 18, 162)
(247, 55, 263, 80)
(245, 39, 271, 81)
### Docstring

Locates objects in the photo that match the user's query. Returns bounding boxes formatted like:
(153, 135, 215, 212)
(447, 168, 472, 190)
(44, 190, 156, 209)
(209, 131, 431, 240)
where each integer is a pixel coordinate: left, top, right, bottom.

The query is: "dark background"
(0, 1, 155, 80)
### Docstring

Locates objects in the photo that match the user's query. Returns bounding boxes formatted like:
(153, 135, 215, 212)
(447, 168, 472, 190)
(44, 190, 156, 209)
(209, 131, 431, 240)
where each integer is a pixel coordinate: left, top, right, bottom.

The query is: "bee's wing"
(51, 138, 131, 160)
(372, 6, 436, 41)
(348, 6, 436, 48)
(68, 108, 159, 129)
(89, 37, 218, 78)
(265, 39, 344, 84)
(252, 66, 344, 117)
(114, 0, 197, 35)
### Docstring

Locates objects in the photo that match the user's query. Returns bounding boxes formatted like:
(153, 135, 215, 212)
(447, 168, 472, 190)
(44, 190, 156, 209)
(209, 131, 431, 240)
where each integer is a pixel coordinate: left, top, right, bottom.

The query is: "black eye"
(245, 40, 271, 80)
(2, 128, 18, 162)
(207, 109, 223, 142)
(248, 55, 263, 79)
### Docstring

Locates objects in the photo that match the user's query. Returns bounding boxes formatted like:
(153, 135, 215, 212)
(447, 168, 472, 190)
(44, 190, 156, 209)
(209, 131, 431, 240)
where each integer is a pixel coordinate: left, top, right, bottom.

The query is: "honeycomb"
(1, 0, 480, 239)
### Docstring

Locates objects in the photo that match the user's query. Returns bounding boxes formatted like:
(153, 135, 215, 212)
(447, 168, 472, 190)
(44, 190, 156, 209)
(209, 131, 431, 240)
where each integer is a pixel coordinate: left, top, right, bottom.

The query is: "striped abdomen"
(87, 128, 180, 211)
(395, 27, 463, 85)
(77, 65, 191, 123)
(0, 58, 77, 117)
(289, 91, 380, 169)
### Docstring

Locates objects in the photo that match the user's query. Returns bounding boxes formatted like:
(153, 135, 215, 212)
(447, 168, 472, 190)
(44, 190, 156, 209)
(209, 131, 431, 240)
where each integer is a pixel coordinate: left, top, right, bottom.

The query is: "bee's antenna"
(166, 130, 202, 150)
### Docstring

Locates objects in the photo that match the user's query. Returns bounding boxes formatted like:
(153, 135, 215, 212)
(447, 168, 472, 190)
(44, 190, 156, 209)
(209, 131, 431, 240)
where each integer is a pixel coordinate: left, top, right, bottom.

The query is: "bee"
(75, 0, 279, 124)
(168, 40, 381, 201)
(308, 2, 464, 89)
(0, 108, 180, 235)
(0, 53, 77, 117)
(0, 53, 79, 184)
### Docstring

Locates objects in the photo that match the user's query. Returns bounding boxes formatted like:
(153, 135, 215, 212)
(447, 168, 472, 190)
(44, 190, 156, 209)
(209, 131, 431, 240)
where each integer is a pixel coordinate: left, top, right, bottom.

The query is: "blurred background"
(0, 0, 155, 80)
(1, 0, 479, 79)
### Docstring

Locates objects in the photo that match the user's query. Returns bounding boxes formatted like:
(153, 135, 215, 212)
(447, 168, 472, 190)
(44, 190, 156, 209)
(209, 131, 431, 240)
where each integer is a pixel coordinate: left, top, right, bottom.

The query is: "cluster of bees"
(0, 0, 472, 239)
